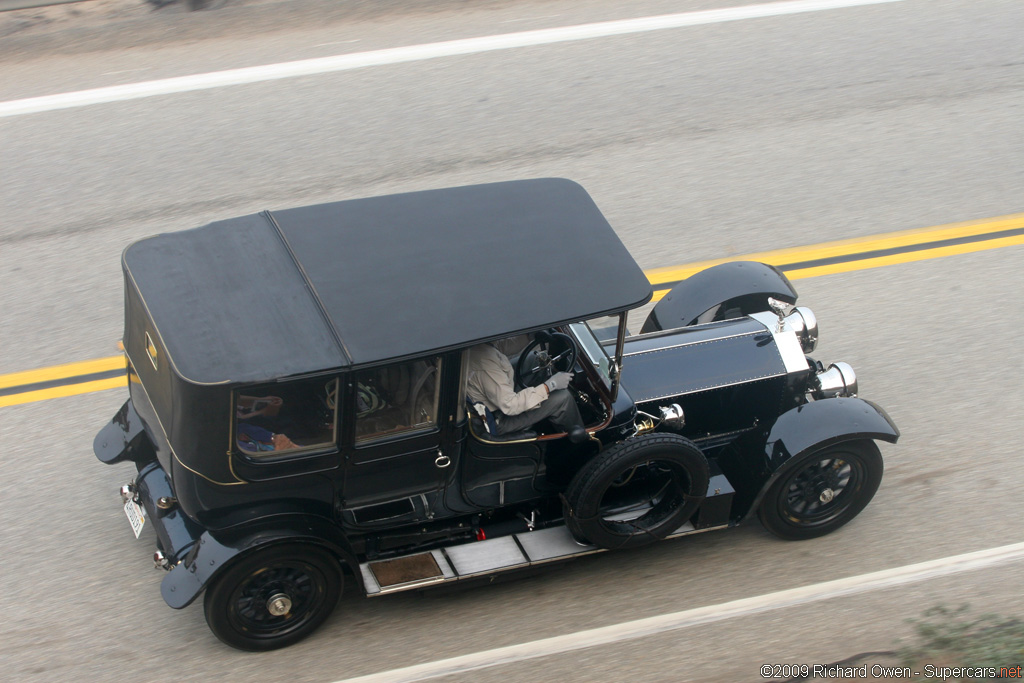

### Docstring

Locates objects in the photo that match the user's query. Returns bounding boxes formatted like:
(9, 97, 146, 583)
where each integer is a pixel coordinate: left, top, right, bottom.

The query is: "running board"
(359, 520, 727, 596)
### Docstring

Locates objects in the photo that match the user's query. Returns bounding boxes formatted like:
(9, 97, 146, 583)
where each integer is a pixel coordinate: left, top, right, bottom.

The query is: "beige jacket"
(466, 337, 547, 416)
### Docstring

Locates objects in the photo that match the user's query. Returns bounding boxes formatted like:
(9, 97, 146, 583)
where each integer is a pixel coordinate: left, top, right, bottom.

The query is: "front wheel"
(204, 544, 342, 651)
(759, 440, 883, 540)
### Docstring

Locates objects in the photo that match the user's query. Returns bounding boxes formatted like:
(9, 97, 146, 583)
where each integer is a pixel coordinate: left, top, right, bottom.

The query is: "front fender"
(742, 397, 899, 521)
(160, 515, 359, 609)
(642, 261, 797, 332)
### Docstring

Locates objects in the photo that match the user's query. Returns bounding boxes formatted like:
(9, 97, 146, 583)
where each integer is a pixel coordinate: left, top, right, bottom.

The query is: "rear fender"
(94, 400, 156, 465)
(160, 516, 359, 609)
(742, 397, 900, 521)
(642, 261, 797, 333)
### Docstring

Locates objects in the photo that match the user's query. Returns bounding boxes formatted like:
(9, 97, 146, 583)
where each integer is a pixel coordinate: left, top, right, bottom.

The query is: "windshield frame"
(568, 321, 615, 388)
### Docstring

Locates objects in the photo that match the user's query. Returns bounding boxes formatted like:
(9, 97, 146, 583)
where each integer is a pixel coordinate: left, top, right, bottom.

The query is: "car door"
(339, 354, 456, 525)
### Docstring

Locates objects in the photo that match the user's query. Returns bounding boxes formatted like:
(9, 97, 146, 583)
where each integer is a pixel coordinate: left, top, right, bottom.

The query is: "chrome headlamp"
(812, 361, 858, 399)
(783, 306, 818, 353)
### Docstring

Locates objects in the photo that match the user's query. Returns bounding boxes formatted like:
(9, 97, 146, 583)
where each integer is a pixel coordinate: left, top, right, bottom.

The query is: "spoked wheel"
(204, 544, 342, 651)
(564, 434, 709, 550)
(759, 440, 883, 540)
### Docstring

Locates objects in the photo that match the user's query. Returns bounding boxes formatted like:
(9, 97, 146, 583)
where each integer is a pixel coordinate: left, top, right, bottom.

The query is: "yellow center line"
(0, 355, 125, 390)
(0, 377, 127, 408)
(645, 211, 1024, 286)
(2, 211, 1023, 407)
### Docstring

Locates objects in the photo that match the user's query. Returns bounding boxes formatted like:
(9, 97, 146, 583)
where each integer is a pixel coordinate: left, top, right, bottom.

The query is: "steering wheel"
(514, 331, 578, 390)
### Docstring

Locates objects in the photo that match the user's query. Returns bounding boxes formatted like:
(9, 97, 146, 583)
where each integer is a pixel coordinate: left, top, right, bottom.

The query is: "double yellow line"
(0, 356, 126, 408)
(647, 211, 1024, 298)
(2, 211, 1023, 408)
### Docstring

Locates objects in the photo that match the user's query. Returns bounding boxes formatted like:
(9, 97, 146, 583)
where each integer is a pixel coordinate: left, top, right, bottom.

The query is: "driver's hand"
(544, 372, 572, 393)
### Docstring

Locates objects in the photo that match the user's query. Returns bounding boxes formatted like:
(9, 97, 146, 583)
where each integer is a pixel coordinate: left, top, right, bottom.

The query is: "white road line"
(313, 40, 361, 47)
(337, 541, 1024, 683)
(0, 0, 905, 119)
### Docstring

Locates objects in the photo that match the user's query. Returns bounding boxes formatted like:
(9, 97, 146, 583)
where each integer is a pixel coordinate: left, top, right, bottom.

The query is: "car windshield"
(568, 321, 613, 386)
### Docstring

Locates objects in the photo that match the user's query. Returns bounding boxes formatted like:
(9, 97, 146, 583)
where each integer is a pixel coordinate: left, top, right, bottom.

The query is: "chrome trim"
(347, 497, 417, 524)
(418, 493, 434, 520)
(783, 306, 818, 353)
(119, 483, 135, 503)
(767, 297, 789, 330)
(658, 403, 685, 427)
(153, 550, 170, 570)
(748, 311, 810, 374)
(636, 369, 788, 403)
(636, 315, 760, 337)
(266, 593, 293, 617)
(144, 331, 158, 371)
(611, 311, 628, 402)
(622, 330, 761, 358)
(467, 413, 538, 445)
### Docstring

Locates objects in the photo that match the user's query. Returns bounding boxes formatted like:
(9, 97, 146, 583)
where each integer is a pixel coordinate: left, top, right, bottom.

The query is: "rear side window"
(235, 377, 338, 456)
(354, 357, 442, 444)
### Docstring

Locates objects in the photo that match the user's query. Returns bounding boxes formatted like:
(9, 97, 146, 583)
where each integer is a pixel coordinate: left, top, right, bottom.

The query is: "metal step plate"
(444, 536, 528, 577)
(667, 521, 696, 538)
(361, 549, 455, 595)
(514, 525, 597, 563)
(370, 552, 443, 587)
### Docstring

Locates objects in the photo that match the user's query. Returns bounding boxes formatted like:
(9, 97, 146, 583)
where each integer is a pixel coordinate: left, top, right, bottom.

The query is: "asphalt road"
(1, 0, 1023, 681)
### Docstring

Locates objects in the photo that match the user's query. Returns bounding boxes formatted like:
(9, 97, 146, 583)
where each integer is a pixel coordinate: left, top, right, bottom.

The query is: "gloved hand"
(544, 372, 572, 393)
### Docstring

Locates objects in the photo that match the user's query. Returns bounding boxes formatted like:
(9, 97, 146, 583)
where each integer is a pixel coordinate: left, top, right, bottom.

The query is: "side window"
(354, 357, 441, 444)
(235, 377, 338, 457)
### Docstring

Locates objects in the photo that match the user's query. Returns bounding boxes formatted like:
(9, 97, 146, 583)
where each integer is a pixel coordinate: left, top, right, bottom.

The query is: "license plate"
(124, 498, 146, 539)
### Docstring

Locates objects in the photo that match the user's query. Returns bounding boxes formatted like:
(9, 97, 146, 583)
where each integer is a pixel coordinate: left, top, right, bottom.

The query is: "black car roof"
(122, 178, 652, 384)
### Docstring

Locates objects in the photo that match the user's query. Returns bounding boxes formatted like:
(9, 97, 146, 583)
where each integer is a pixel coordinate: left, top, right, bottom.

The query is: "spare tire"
(564, 433, 709, 550)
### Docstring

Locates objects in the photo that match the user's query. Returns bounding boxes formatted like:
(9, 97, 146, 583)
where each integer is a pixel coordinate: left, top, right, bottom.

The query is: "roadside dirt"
(0, 0, 505, 61)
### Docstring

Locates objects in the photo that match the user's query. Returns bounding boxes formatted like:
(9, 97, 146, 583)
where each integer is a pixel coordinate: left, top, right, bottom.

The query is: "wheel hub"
(266, 593, 293, 616)
(819, 488, 835, 504)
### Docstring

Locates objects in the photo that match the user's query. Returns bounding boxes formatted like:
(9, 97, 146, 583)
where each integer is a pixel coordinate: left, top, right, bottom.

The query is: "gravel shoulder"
(0, 0, 509, 60)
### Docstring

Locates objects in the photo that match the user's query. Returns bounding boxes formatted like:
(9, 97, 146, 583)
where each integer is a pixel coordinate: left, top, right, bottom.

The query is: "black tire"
(564, 433, 709, 550)
(759, 440, 883, 541)
(204, 544, 342, 651)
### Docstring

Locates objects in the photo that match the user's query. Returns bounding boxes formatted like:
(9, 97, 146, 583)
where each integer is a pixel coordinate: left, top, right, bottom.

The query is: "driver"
(466, 334, 585, 436)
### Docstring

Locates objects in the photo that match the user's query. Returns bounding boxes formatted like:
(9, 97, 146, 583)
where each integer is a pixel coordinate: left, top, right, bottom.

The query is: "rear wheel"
(564, 433, 709, 550)
(759, 440, 883, 540)
(204, 544, 342, 651)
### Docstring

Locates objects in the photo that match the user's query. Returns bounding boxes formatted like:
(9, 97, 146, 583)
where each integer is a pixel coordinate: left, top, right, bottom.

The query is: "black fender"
(642, 261, 797, 333)
(160, 515, 360, 609)
(94, 400, 156, 465)
(743, 397, 900, 521)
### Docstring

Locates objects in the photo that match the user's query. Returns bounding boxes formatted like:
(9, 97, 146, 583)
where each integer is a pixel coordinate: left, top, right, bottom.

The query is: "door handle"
(435, 451, 451, 468)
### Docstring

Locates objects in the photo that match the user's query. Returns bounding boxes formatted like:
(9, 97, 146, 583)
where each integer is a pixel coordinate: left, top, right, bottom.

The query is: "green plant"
(899, 605, 1024, 677)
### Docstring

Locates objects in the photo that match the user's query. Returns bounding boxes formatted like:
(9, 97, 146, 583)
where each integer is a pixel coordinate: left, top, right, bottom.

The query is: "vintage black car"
(94, 178, 899, 651)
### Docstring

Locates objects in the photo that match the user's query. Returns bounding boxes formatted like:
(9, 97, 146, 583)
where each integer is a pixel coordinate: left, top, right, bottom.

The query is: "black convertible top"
(123, 178, 652, 384)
